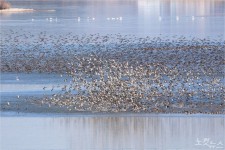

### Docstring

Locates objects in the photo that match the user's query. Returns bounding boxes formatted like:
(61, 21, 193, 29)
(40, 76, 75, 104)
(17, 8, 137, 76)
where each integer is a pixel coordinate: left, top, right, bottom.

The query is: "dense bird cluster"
(1, 31, 225, 113)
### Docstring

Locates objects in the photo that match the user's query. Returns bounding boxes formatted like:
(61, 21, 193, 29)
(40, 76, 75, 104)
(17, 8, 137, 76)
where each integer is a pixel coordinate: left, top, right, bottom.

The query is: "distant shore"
(0, 8, 57, 14)
(0, 8, 34, 13)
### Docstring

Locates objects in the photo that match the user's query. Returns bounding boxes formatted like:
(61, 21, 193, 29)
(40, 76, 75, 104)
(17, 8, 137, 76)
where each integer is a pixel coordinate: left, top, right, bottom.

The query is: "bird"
(16, 76, 20, 81)
(2, 32, 224, 114)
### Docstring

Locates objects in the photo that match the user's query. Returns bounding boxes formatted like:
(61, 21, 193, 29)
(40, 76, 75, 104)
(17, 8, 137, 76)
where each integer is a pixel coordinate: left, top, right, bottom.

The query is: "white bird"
(119, 17, 123, 21)
(192, 16, 195, 21)
(17, 95, 20, 99)
(16, 76, 19, 81)
(92, 17, 95, 21)
(31, 18, 34, 21)
(7, 102, 10, 106)
(176, 16, 179, 21)
(78, 17, 80, 22)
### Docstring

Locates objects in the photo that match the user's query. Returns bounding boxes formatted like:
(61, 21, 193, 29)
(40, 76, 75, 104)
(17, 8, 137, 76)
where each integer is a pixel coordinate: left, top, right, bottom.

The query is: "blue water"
(1, 114, 225, 150)
(1, 1, 225, 149)
(1, 0, 225, 38)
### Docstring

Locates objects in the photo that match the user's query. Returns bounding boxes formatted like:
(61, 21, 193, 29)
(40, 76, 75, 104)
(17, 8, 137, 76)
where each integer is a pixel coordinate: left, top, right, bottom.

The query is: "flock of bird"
(29, 15, 200, 23)
(1, 31, 225, 113)
(31, 17, 122, 22)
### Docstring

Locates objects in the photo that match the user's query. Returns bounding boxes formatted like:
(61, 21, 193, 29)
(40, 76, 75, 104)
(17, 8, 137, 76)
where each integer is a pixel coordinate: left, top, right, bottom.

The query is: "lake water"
(1, 114, 225, 150)
(1, 0, 225, 149)
(1, 0, 225, 38)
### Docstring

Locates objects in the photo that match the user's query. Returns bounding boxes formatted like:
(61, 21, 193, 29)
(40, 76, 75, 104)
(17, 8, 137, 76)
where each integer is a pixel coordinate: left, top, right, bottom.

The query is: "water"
(1, 0, 225, 38)
(0, 73, 70, 103)
(1, 114, 225, 150)
(1, 0, 225, 149)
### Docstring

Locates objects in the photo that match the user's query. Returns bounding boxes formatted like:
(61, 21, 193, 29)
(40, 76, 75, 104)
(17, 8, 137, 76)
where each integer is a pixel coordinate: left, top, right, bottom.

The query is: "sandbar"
(0, 8, 34, 13)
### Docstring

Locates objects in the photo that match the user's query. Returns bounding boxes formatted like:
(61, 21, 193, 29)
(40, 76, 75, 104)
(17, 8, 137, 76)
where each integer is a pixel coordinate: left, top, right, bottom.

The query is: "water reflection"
(138, 0, 225, 17)
(1, 115, 225, 150)
(1, 0, 225, 37)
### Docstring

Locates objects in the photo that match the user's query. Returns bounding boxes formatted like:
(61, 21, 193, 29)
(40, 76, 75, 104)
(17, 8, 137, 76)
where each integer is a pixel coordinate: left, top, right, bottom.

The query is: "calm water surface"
(1, 114, 225, 150)
(1, 0, 225, 38)
(0, 73, 70, 103)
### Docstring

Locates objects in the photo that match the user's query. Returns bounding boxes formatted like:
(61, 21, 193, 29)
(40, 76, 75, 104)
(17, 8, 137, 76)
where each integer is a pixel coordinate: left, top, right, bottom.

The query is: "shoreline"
(1, 110, 225, 117)
(0, 8, 34, 13)
(0, 8, 55, 14)
(1, 100, 225, 115)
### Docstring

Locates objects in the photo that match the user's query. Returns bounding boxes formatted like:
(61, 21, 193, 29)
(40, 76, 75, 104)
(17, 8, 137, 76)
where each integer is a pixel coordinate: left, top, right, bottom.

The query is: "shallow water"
(1, 0, 225, 38)
(1, 114, 225, 150)
(0, 73, 70, 103)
